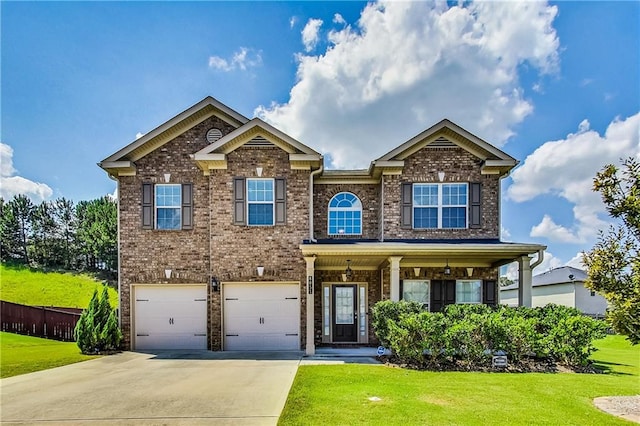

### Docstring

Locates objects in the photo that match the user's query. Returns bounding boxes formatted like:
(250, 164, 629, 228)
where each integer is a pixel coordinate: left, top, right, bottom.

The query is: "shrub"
(74, 287, 121, 354)
(371, 300, 608, 369)
(371, 300, 422, 347)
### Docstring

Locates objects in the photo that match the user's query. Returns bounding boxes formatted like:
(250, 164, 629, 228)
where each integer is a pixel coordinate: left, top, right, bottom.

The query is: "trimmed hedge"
(371, 301, 607, 368)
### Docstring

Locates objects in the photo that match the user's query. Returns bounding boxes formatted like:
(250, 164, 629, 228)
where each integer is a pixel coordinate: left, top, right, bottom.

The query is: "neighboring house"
(99, 96, 546, 354)
(500, 266, 608, 317)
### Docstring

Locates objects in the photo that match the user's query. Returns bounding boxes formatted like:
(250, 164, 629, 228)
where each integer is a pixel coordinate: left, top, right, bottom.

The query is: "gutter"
(308, 159, 324, 243)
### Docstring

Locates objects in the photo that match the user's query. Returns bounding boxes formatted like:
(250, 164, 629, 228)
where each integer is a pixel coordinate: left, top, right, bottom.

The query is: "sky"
(2, 1, 639, 278)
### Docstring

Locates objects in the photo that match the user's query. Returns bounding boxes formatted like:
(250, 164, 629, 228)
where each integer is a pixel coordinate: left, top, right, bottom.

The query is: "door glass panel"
(359, 286, 366, 336)
(323, 286, 330, 335)
(335, 287, 354, 324)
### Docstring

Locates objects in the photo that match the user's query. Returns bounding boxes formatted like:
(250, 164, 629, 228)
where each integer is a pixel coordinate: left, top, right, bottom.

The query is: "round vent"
(206, 128, 223, 143)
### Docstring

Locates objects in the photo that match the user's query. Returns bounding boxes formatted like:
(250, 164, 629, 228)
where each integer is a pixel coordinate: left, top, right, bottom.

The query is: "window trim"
(455, 279, 482, 304)
(155, 184, 182, 230)
(413, 183, 468, 229)
(327, 192, 363, 236)
(246, 178, 275, 226)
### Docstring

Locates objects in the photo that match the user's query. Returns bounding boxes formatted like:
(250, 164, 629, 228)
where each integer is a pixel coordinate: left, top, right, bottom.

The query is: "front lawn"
(0, 332, 96, 378)
(279, 335, 639, 425)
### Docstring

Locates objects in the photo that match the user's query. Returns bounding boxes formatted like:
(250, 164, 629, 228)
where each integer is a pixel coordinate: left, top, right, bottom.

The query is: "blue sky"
(2, 1, 639, 275)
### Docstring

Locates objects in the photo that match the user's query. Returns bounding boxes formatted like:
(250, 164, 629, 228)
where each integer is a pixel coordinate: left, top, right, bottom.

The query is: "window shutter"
(401, 182, 413, 229)
(233, 177, 246, 225)
(469, 182, 482, 229)
(181, 183, 193, 230)
(142, 182, 153, 229)
(483, 280, 497, 306)
(275, 178, 286, 225)
(444, 280, 456, 306)
(399, 280, 404, 300)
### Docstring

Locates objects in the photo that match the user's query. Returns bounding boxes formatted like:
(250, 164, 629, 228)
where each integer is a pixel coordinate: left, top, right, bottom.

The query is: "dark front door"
(333, 285, 358, 342)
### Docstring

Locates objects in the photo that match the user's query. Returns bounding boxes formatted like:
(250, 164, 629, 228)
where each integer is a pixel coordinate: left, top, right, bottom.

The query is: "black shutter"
(444, 280, 456, 306)
(181, 183, 193, 230)
(401, 182, 413, 229)
(483, 280, 497, 306)
(469, 182, 482, 229)
(275, 178, 286, 225)
(399, 280, 404, 300)
(233, 177, 246, 225)
(431, 280, 444, 312)
(142, 182, 153, 229)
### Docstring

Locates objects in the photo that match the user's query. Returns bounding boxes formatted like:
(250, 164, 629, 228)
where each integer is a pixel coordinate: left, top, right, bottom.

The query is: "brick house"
(99, 96, 545, 354)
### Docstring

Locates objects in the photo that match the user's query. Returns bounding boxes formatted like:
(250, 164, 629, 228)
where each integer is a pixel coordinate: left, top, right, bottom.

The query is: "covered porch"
(301, 240, 546, 355)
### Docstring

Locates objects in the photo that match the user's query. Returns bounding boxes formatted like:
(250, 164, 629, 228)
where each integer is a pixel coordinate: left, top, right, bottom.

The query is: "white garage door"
(134, 285, 207, 350)
(223, 282, 300, 351)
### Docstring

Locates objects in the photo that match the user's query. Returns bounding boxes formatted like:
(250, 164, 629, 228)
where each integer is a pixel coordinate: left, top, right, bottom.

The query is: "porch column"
(518, 256, 532, 307)
(389, 256, 403, 302)
(304, 256, 316, 356)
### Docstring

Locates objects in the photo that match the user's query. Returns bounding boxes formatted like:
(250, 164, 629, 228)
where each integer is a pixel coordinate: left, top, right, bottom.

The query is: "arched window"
(328, 192, 362, 235)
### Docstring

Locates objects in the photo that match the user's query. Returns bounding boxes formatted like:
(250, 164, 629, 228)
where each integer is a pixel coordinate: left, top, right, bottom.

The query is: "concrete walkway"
(1, 351, 301, 425)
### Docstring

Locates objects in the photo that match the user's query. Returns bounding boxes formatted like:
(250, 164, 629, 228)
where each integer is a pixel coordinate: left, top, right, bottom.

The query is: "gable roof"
(375, 119, 518, 176)
(192, 118, 322, 173)
(99, 96, 249, 177)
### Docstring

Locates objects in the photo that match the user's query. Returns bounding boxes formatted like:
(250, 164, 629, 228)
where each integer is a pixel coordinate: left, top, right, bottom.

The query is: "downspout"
(380, 175, 384, 242)
(530, 249, 544, 269)
(309, 159, 324, 243)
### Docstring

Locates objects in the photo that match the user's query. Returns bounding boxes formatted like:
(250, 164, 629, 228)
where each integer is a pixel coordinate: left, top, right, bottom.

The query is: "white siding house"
(500, 266, 608, 317)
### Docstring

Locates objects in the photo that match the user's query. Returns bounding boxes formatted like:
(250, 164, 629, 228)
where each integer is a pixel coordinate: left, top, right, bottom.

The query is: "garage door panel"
(134, 285, 207, 350)
(223, 283, 300, 351)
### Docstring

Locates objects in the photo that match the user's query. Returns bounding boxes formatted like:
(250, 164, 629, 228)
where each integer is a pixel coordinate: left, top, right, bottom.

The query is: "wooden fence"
(1, 301, 82, 341)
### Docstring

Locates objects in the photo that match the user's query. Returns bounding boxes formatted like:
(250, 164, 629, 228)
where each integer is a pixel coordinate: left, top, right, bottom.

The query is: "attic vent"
(428, 136, 456, 148)
(206, 128, 223, 143)
(245, 136, 275, 147)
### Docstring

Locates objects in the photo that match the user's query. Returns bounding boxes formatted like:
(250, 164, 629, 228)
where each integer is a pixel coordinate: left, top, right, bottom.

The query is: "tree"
(0, 198, 22, 261)
(76, 197, 117, 271)
(54, 198, 77, 269)
(30, 201, 57, 267)
(583, 157, 640, 344)
(74, 287, 121, 353)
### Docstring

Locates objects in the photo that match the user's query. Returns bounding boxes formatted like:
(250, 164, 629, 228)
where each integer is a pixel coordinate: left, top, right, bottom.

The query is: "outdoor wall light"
(414, 267, 421, 277)
(211, 276, 220, 292)
(257, 266, 265, 277)
(344, 260, 353, 281)
(443, 260, 451, 276)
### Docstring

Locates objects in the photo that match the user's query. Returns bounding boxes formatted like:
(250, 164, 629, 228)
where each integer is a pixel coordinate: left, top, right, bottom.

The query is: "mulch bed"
(377, 355, 603, 373)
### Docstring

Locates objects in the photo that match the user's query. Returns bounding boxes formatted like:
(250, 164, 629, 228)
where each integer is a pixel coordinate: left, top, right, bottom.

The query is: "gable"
(99, 97, 249, 177)
(375, 119, 517, 176)
(193, 118, 322, 173)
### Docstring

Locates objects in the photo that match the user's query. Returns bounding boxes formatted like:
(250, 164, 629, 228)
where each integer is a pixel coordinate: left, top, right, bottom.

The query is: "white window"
(456, 280, 482, 304)
(155, 184, 181, 230)
(328, 192, 362, 235)
(402, 280, 430, 309)
(247, 178, 274, 226)
(413, 183, 467, 229)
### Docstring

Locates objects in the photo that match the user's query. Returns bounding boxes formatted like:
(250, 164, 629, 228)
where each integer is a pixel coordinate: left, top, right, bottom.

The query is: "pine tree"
(74, 287, 121, 353)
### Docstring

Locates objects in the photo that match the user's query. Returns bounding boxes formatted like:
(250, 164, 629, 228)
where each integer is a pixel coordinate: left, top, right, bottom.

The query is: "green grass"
(0, 264, 117, 309)
(279, 335, 639, 425)
(0, 332, 96, 378)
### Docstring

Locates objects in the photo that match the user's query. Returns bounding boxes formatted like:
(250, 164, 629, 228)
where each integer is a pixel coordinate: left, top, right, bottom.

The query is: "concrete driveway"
(0, 351, 301, 425)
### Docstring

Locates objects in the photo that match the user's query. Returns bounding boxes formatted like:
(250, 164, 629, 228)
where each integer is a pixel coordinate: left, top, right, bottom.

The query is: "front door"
(332, 285, 358, 342)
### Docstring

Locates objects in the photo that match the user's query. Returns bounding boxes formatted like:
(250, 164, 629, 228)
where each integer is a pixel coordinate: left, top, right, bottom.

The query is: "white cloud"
(257, 1, 560, 169)
(0, 142, 53, 202)
(565, 252, 586, 270)
(135, 132, 144, 140)
(301, 18, 323, 52)
(530, 215, 582, 243)
(501, 226, 512, 240)
(333, 14, 346, 25)
(508, 113, 640, 242)
(289, 16, 297, 29)
(208, 47, 262, 72)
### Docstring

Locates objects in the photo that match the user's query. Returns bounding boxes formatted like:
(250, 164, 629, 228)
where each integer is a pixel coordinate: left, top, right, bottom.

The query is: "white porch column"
(518, 256, 532, 307)
(389, 256, 403, 302)
(304, 256, 316, 356)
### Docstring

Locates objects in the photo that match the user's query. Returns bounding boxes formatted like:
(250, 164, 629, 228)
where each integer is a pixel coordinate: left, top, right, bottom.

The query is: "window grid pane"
(414, 207, 437, 228)
(155, 185, 181, 230)
(413, 183, 468, 229)
(247, 179, 274, 226)
(402, 280, 430, 309)
(328, 192, 362, 235)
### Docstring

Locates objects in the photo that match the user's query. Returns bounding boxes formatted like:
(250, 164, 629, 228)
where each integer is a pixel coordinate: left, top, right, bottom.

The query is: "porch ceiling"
(300, 241, 546, 270)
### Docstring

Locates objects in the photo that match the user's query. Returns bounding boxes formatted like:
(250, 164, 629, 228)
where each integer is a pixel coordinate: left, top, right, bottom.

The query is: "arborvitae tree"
(75, 287, 121, 353)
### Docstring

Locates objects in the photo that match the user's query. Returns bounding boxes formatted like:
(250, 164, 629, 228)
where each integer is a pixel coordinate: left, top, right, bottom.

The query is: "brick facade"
(108, 100, 521, 352)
